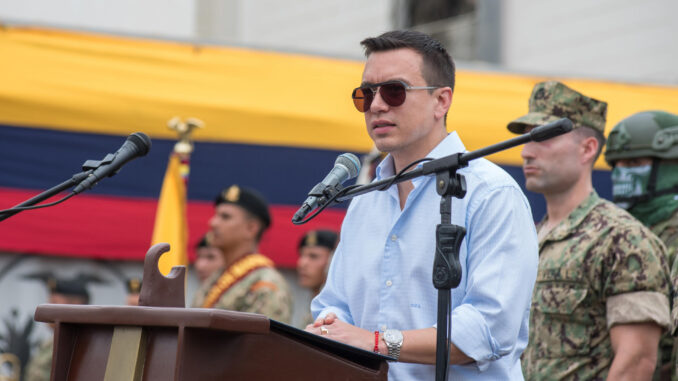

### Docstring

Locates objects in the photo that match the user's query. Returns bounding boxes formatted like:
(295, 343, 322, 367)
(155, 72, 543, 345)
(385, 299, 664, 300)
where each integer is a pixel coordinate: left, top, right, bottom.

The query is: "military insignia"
(127, 278, 141, 293)
(305, 231, 318, 246)
(224, 185, 240, 202)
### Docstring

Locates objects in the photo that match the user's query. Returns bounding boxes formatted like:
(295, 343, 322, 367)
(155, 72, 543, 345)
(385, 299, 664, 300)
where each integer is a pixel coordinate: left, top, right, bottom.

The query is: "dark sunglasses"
(351, 80, 440, 112)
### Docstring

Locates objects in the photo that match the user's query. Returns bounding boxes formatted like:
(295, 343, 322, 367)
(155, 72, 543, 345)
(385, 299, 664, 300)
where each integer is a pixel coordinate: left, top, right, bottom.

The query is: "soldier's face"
(297, 245, 332, 290)
(521, 130, 584, 195)
(209, 204, 258, 252)
(195, 245, 225, 282)
(614, 157, 653, 168)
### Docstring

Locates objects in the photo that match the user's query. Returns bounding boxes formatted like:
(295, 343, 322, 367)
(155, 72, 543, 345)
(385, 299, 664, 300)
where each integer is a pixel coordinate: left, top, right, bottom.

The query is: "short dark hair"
(361, 30, 456, 93)
(574, 126, 606, 164)
(243, 210, 267, 244)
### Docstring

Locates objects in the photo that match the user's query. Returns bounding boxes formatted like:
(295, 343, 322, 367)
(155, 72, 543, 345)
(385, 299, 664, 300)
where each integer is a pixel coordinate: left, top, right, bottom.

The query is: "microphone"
(293, 153, 361, 223)
(73, 132, 152, 194)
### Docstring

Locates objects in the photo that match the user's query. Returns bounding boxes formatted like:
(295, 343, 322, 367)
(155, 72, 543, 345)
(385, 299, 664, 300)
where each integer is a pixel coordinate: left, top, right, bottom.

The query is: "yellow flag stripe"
(2, 26, 678, 169)
(151, 153, 188, 275)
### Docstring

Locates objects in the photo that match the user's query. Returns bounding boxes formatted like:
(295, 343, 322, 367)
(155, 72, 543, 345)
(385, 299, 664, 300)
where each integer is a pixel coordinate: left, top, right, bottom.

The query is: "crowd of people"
(16, 29, 678, 380)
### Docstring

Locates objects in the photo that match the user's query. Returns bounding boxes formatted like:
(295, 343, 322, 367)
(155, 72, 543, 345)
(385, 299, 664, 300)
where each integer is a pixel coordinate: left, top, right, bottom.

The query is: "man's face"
(361, 48, 446, 160)
(521, 129, 585, 195)
(126, 293, 140, 306)
(49, 293, 87, 305)
(195, 245, 225, 282)
(297, 245, 332, 290)
(209, 203, 257, 252)
(614, 157, 653, 168)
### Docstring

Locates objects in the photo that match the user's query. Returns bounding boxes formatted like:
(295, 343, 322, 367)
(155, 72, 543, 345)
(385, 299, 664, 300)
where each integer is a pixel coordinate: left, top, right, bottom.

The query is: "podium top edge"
(34, 304, 270, 334)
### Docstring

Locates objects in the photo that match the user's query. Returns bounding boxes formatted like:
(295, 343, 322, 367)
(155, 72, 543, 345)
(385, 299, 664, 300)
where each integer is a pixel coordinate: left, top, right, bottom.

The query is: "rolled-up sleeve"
(449, 185, 538, 371)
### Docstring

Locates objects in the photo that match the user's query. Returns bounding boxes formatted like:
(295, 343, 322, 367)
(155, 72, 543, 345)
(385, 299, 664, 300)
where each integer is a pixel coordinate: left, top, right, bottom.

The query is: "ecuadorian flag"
(1, 26, 678, 266)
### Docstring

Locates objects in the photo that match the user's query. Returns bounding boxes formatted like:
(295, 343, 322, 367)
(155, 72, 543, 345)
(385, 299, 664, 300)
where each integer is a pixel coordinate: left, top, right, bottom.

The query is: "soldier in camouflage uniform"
(191, 185, 292, 323)
(24, 274, 91, 381)
(604, 111, 678, 380)
(508, 81, 671, 380)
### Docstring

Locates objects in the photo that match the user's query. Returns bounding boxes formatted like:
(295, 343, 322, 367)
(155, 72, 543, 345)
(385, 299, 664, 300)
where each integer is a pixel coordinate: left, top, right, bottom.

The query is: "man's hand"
(304, 314, 474, 364)
(305, 313, 378, 353)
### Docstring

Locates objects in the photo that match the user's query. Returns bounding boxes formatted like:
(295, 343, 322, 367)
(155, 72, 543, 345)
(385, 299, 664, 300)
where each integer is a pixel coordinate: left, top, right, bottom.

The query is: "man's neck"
(392, 130, 447, 210)
(221, 242, 258, 270)
(543, 175, 593, 229)
(391, 132, 447, 174)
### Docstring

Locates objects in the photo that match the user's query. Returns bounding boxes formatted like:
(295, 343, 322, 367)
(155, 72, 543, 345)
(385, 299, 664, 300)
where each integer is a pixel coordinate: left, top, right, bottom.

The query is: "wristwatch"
(383, 329, 404, 361)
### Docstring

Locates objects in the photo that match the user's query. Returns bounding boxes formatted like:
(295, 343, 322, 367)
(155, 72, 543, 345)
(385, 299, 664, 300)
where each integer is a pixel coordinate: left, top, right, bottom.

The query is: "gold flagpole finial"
(167, 117, 204, 154)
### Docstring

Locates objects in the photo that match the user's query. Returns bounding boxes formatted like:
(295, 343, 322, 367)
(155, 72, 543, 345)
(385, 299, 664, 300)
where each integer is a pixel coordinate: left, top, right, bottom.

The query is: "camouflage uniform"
(659, 209, 678, 381)
(191, 254, 292, 323)
(656, 209, 678, 274)
(604, 110, 678, 379)
(522, 192, 671, 380)
(24, 336, 52, 381)
(663, 209, 678, 381)
(508, 81, 673, 380)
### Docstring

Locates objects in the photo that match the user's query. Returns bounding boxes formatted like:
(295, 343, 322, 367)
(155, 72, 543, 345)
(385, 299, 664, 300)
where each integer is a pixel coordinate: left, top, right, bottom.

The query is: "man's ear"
(434, 87, 453, 121)
(244, 217, 261, 240)
(580, 136, 600, 166)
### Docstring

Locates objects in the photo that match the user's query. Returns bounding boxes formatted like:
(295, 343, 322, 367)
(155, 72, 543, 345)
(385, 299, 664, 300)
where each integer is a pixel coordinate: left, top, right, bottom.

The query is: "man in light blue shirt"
(307, 30, 538, 380)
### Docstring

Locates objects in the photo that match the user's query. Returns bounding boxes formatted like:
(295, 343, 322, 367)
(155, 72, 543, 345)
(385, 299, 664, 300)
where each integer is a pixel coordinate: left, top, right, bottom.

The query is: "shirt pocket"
(532, 282, 591, 358)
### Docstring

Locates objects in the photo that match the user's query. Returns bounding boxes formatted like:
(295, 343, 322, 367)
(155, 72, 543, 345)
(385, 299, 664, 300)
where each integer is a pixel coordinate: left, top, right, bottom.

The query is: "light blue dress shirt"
(312, 132, 538, 380)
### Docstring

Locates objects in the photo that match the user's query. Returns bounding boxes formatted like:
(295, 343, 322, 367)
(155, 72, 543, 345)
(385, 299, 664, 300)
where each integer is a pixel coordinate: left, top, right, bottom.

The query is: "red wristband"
(373, 331, 379, 353)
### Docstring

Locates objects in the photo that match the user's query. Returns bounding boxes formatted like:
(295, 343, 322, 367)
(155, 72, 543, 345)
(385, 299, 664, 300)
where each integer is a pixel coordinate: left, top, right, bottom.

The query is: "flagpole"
(152, 117, 203, 276)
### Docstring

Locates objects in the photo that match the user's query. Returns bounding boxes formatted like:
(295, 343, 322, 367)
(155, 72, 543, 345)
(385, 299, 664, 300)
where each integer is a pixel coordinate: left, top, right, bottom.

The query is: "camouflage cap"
(507, 81, 608, 134)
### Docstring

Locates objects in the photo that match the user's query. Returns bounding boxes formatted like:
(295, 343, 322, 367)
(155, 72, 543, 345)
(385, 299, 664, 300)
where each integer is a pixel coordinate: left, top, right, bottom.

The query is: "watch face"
(384, 329, 403, 344)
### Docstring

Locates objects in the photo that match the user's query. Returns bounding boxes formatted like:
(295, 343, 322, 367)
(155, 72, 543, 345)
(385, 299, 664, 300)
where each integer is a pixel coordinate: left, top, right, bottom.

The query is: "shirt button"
(390, 234, 397, 241)
(386, 280, 393, 287)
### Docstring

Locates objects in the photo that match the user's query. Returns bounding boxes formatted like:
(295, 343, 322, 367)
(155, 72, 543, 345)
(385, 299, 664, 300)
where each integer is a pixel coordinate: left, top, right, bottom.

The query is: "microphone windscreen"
(128, 132, 152, 156)
(336, 153, 361, 178)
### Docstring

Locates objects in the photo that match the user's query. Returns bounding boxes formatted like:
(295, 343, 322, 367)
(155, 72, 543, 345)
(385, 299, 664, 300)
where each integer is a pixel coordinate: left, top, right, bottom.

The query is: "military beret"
(22, 272, 104, 303)
(195, 231, 214, 249)
(298, 230, 339, 251)
(215, 185, 271, 229)
(126, 277, 142, 294)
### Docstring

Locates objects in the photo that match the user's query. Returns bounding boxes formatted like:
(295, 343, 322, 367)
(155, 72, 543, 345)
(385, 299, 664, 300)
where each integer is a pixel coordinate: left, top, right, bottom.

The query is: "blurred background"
(0, 0, 677, 377)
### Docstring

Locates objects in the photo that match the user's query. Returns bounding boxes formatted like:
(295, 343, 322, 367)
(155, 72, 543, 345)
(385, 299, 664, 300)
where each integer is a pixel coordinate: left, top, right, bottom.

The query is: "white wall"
(234, 0, 393, 58)
(0, 0, 393, 59)
(0, 0, 196, 39)
(502, 0, 678, 84)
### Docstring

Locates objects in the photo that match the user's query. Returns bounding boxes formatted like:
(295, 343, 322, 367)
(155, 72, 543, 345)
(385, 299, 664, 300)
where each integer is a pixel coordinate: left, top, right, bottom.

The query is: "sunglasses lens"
(379, 83, 407, 107)
(352, 87, 372, 112)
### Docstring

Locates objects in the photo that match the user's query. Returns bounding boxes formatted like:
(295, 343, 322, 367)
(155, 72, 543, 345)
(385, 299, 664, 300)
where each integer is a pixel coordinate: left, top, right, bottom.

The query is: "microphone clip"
(82, 153, 116, 172)
(307, 182, 343, 205)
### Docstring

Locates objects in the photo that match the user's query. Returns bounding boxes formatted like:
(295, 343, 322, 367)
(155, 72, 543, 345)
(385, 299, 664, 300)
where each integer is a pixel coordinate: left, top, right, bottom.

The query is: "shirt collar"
(374, 131, 465, 181)
(540, 191, 602, 242)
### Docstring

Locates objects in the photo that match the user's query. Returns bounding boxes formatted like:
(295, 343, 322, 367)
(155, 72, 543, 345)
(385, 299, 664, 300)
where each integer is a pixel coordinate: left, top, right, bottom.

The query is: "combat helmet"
(605, 110, 678, 166)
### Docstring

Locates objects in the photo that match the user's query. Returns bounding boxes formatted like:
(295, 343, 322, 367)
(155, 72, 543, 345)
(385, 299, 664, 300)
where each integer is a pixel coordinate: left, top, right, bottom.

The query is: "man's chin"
(524, 180, 545, 194)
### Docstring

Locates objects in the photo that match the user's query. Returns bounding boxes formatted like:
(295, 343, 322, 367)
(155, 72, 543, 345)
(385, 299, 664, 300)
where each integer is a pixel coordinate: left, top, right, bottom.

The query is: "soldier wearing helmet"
(605, 111, 678, 260)
(605, 110, 678, 380)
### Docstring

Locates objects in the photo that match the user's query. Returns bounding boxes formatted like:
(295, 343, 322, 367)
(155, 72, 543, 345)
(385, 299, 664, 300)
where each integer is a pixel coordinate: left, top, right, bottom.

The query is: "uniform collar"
(539, 191, 602, 244)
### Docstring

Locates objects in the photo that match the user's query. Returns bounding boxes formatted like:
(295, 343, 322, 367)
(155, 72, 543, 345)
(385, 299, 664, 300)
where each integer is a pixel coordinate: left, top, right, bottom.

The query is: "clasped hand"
(305, 312, 382, 354)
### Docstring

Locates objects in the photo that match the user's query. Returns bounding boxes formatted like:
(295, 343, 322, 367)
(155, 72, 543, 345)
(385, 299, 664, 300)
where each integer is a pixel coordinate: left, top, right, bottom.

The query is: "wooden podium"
(34, 244, 390, 380)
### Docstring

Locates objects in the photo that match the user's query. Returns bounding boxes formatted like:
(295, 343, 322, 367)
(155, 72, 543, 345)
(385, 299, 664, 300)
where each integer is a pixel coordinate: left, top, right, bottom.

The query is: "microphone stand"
(0, 150, 126, 222)
(0, 170, 92, 222)
(330, 118, 573, 381)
